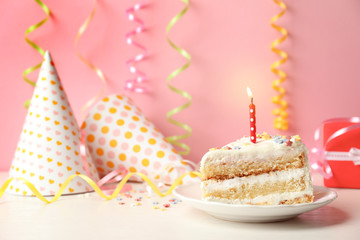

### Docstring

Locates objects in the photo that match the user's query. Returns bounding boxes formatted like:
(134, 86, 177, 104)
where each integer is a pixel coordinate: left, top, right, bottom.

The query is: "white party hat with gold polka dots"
(7, 51, 99, 196)
(82, 94, 195, 185)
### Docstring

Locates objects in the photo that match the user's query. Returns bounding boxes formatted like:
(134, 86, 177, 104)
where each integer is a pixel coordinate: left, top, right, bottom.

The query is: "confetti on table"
(114, 186, 182, 211)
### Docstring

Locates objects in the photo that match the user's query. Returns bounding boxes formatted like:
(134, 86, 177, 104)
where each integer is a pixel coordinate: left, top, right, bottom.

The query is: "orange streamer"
(75, 0, 107, 121)
(271, 0, 288, 130)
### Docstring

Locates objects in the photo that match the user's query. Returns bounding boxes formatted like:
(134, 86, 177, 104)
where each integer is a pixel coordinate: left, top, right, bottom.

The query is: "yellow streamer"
(0, 171, 201, 204)
(75, 0, 107, 121)
(271, 0, 288, 130)
(165, 0, 192, 156)
(23, 0, 51, 109)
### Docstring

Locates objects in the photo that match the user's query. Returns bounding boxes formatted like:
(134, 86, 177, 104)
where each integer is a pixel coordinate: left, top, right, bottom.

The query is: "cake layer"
(201, 152, 305, 181)
(200, 135, 308, 181)
(201, 168, 314, 205)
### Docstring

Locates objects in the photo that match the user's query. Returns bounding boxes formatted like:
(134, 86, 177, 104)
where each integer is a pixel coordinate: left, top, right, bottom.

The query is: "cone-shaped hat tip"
(44, 50, 51, 61)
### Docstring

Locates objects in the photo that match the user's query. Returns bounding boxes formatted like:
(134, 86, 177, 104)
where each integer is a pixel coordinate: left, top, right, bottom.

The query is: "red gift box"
(323, 120, 360, 188)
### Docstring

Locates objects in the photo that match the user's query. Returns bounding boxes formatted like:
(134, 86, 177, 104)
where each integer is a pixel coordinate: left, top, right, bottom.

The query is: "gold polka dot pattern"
(83, 94, 192, 184)
(7, 51, 99, 196)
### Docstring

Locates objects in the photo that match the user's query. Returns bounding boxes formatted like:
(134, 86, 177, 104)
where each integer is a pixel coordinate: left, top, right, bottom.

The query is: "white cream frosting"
(200, 136, 308, 169)
(204, 168, 306, 190)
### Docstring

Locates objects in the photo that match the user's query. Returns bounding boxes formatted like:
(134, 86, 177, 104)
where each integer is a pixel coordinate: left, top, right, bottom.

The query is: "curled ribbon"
(23, 0, 51, 109)
(0, 171, 201, 204)
(270, 0, 288, 130)
(75, 0, 107, 121)
(165, 0, 192, 156)
(124, 3, 148, 93)
(309, 117, 360, 178)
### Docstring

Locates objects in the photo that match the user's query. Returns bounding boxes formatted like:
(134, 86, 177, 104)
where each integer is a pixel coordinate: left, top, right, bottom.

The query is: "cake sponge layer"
(201, 152, 305, 181)
(202, 169, 314, 205)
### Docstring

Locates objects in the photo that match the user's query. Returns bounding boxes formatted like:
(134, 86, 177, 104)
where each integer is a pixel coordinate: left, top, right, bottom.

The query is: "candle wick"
(251, 97, 253, 104)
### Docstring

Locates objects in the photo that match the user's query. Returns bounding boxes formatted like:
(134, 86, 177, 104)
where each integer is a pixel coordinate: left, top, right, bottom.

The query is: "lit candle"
(247, 87, 256, 143)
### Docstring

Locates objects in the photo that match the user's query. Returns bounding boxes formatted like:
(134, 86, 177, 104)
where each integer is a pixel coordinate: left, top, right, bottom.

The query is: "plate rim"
(173, 182, 337, 209)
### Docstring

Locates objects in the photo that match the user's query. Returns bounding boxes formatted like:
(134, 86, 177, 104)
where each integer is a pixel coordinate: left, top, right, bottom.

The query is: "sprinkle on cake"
(200, 132, 314, 205)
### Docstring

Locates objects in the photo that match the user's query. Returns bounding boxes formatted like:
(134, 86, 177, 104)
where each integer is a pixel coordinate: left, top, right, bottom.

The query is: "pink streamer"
(96, 166, 128, 187)
(124, 3, 148, 93)
(80, 128, 131, 191)
(309, 117, 360, 179)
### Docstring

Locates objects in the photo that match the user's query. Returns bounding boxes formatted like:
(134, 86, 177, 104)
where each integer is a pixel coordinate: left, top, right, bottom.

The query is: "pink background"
(1, 0, 360, 171)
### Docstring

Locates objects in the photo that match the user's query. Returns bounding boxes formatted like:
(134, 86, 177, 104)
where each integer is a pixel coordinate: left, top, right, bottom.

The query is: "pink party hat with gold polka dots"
(7, 51, 99, 196)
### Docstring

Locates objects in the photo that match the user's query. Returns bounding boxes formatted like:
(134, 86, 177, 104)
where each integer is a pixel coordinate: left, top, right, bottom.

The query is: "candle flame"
(247, 87, 253, 98)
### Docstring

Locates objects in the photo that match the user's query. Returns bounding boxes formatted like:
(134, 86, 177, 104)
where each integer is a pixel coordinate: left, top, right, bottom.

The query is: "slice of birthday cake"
(200, 133, 314, 205)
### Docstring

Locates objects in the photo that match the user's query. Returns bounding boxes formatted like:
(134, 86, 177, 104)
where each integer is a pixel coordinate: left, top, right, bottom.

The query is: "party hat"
(7, 51, 99, 196)
(82, 94, 194, 184)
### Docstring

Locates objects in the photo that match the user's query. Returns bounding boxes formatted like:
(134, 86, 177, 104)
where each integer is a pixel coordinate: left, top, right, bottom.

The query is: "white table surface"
(0, 172, 359, 240)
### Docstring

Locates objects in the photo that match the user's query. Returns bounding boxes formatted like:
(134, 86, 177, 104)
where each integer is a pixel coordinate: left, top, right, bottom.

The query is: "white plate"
(173, 182, 337, 222)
